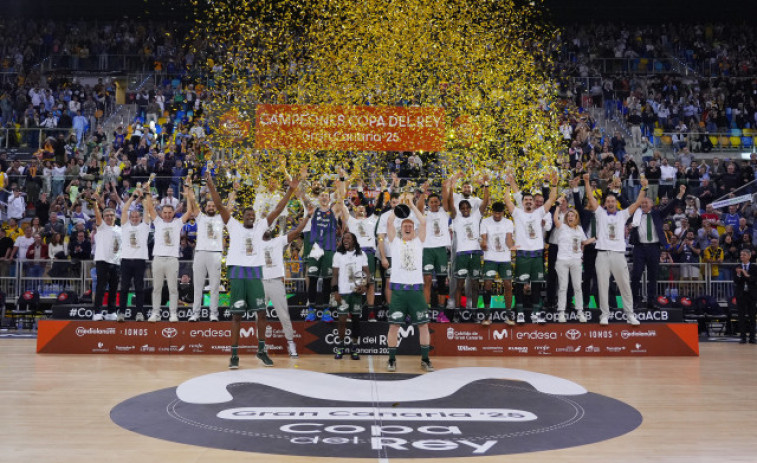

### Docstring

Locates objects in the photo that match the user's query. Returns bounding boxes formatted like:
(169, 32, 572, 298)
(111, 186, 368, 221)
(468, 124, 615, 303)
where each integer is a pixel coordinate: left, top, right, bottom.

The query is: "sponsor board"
(37, 321, 699, 356)
(110, 368, 643, 457)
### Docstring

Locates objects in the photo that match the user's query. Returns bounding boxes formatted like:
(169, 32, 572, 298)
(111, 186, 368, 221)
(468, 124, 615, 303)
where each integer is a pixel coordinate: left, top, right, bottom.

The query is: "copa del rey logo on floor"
(110, 367, 643, 457)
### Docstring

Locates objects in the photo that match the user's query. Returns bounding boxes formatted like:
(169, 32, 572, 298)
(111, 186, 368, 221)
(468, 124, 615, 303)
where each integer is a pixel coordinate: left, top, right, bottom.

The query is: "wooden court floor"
(1, 339, 756, 463)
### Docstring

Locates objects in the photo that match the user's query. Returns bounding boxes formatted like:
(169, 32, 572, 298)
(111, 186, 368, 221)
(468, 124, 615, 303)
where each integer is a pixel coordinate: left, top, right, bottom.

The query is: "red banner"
(255, 104, 446, 151)
(37, 321, 698, 357)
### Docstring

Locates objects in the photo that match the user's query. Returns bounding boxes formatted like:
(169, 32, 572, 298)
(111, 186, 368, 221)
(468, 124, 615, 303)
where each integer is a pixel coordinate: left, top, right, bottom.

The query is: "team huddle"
(92, 167, 653, 372)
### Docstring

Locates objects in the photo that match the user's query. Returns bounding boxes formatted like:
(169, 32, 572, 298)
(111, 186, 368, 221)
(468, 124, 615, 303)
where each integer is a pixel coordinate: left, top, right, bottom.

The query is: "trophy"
(352, 270, 368, 288)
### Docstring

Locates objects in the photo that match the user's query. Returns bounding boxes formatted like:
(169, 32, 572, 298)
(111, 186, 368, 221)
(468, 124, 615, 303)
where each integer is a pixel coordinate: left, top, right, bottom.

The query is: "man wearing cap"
(504, 171, 558, 324)
(384, 198, 432, 372)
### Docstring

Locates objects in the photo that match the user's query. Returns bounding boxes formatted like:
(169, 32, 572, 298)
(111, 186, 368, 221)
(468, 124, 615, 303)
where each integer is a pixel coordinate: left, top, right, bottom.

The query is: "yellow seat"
(709, 135, 719, 146)
(718, 136, 730, 148)
(158, 117, 167, 125)
(660, 135, 673, 146)
(743, 128, 754, 136)
(730, 136, 741, 148)
(654, 128, 664, 137)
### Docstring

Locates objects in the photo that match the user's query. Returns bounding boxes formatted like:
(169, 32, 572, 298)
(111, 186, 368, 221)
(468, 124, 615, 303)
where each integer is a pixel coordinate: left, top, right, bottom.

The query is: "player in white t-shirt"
(343, 204, 379, 318)
(118, 186, 152, 321)
(331, 231, 370, 360)
(384, 199, 433, 373)
(144, 183, 194, 322)
(417, 183, 452, 321)
(584, 173, 647, 326)
(207, 171, 299, 369)
(479, 201, 515, 326)
(93, 199, 122, 320)
(504, 171, 558, 324)
(552, 197, 595, 323)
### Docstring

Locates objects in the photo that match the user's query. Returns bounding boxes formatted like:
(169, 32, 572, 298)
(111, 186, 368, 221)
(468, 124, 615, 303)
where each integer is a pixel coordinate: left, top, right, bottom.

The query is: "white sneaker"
(104, 313, 118, 321)
(92, 313, 104, 321)
(147, 312, 161, 323)
(169, 313, 179, 322)
(135, 312, 145, 322)
(557, 312, 567, 323)
(535, 312, 547, 324)
(116, 312, 125, 322)
(188, 312, 200, 322)
(577, 311, 587, 323)
(209, 312, 219, 322)
(446, 299, 456, 311)
(516, 312, 525, 324)
(288, 341, 298, 358)
(626, 313, 641, 326)
(599, 314, 609, 326)
(466, 300, 473, 310)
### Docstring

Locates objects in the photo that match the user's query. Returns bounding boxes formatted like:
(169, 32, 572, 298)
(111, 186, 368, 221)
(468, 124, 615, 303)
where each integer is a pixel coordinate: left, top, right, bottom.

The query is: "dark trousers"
(120, 259, 146, 312)
(94, 261, 120, 312)
(582, 245, 598, 307)
(737, 292, 756, 340)
(631, 243, 661, 305)
(546, 244, 558, 308)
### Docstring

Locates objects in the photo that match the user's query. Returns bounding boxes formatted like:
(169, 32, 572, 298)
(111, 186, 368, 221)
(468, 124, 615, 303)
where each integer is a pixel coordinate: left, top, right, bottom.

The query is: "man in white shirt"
(583, 173, 647, 325)
(261, 208, 311, 359)
(11, 227, 35, 264)
(206, 171, 299, 369)
(479, 202, 515, 326)
(93, 198, 122, 320)
(417, 187, 452, 321)
(330, 231, 370, 360)
(144, 183, 194, 322)
(504, 171, 558, 324)
(187, 184, 233, 322)
(659, 158, 677, 201)
(342, 203, 379, 319)
(119, 188, 151, 322)
(7, 189, 26, 220)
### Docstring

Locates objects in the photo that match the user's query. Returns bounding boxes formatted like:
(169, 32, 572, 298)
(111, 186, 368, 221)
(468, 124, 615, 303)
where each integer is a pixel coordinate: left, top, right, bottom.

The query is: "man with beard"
(480, 201, 516, 325)
(206, 172, 299, 368)
(504, 171, 558, 324)
(342, 202, 379, 320)
(119, 186, 151, 321)
(417, 183, 452, 322)
(331, 231, 370, 360)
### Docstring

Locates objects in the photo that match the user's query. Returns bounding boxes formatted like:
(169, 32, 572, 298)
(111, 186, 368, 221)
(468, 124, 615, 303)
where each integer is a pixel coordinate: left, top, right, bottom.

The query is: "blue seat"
(742, 136, 753, 148)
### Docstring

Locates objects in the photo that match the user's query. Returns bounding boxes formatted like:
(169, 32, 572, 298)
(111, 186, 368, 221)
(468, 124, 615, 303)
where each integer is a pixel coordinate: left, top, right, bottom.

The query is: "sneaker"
(147, 312, 161, 323)
(256, 351, 274, 367)
(577, 311, 587, 323)
(351, 351, 360, 360)
(228, 355, 239, 369)
(188, 312, 200, 322)
(116, 312, 125, 322)
(321, 311, 334, 323)
(287, 341, 298, 359)
(446, 299, 456, 310)
(304, 309, 318, 322)
(481, 318, 492, 326)
(386, 359, 397, 372)
(533, 312, 547, 324)
(466, 300, 473, 310)
(516, 312, 525, 324)
(626, 313, 641, 326)
(169, 313, 179, 323)
(421, 359, 434, 372)
(91, 313, 104, 321)
(334, 347, 344, 359)
(436, 313, 451, 323)
(135, 312, 145, 322)
(599, 314, 609, 326)
(503, 314, 516, 326)
(557, 312, 567, 323)
(104, 313, 118, 321)
(209, 313, 219, 322)
(368, 311, 377, 322)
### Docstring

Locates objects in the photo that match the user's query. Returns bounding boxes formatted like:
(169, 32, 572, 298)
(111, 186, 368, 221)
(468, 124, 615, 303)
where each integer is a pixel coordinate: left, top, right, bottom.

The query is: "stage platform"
(37, 320, 699, 356)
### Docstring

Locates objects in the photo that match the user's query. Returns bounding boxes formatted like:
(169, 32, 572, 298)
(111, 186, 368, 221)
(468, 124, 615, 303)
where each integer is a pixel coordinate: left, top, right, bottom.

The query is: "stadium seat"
(743, 128, 754, 136)
(660, 135, 673, 148)
(709, 135, 719, 147)
(654, 128, 663, 137)
(730, 128, 741, 137)
(730, 136, 741, 148)
(718, 136, 730, 148)
(742, 136, 753, 149)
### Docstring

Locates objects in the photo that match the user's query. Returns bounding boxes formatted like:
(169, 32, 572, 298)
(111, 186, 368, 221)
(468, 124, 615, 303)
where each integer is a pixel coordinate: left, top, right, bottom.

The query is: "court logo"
(111, 367, 642, 458)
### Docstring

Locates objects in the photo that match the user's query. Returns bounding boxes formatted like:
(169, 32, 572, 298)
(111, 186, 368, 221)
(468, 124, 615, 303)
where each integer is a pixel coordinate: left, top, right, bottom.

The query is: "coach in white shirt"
(119, 187, 151, 321)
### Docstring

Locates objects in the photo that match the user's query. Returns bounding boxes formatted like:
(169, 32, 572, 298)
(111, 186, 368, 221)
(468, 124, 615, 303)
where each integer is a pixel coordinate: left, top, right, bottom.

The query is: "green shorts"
(364, 250, 377, 280)
(423, 247, 449, 275)
(454, 251, 482, 279)
(515, 255, 545, 282)
(388, 287, 429, 325)
(483, 260, 513, 281)
(337, 293, 363, 316)
(229, 273, 266, 313)
(303, 234, 312, 260)
(307, 250, 335, 278)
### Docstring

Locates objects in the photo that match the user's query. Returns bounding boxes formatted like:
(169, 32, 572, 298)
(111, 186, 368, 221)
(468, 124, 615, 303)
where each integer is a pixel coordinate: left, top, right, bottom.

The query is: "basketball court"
(2, 337, 756, 462)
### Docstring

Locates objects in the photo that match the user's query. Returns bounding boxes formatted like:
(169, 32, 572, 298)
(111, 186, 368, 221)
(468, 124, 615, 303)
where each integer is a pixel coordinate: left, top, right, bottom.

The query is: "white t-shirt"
(452, 209, 482, 253)
(261, 236, 289, 280)
(348, 216, 377, 250)
(548, 211, 565, 245)
(452, 193, 481, 212)
(594, 208, 630, 252)
(480, 216, 514, 262)
(152, 218, 184, 257)
(194, 213, 225, 252)
(93, 223, 121, 264)
(121, 222, 150, 260)
(376, 210, 418, 258)
(225, 217, 267, 267)
(556, 225, 587, 261)
(512, 207, 548, 251)
(424, 209, 451, 248)
(14, 236, 35, 262)
(332, 250, 369, 294)
(388, 237, 423, 285)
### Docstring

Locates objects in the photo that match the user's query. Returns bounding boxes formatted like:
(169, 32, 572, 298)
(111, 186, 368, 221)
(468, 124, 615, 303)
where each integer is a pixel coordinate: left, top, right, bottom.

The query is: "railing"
(650, 129, 757, 153)
(1, 127, 76, 152)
